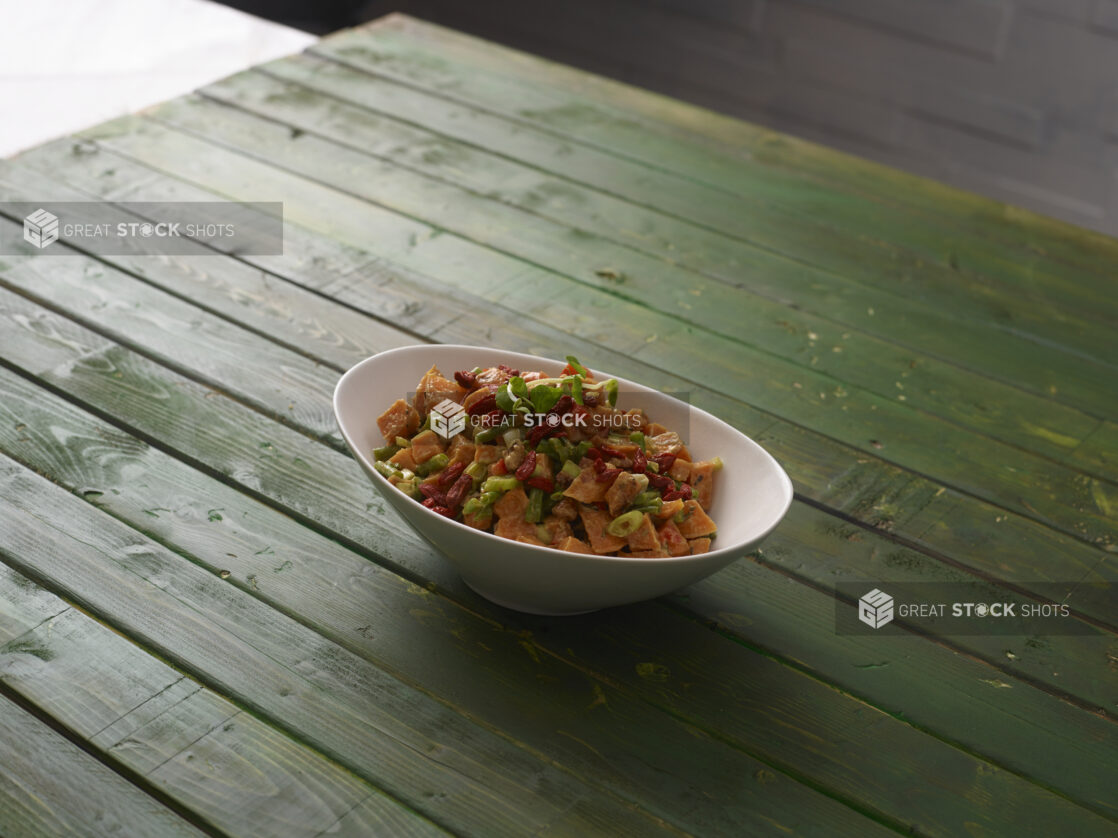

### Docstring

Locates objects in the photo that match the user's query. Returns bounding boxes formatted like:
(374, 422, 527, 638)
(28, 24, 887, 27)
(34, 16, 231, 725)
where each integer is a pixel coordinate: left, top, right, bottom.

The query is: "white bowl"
(334, 345, 793, 615)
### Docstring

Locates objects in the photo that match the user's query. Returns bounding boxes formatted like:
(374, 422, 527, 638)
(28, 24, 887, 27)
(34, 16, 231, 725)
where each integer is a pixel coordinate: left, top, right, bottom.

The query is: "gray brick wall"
(386, 0, 1118, 238)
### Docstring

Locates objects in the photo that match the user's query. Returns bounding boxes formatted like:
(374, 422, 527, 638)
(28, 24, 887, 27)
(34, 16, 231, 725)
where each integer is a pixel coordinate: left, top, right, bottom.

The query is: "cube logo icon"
(858, 588, 894, 629)
(430, 398, 467, 440)
(24, 208, 59, 249)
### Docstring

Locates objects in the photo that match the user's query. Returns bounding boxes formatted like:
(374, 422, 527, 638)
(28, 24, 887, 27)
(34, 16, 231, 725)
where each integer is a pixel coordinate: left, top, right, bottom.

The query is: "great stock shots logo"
(23, 208, 59, 249)
(858, 588, 895, 629)
(430, 398, 468, 440)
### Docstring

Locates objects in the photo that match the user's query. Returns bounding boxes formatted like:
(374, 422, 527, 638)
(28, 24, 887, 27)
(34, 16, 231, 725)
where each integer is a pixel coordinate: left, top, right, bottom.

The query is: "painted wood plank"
(0, 395, 1112, 837)
(60, 115, 1118, 551)
(0, 456, 689, 838)
(3, 145, 1115, 642)
(244, 53, 1118, 413)
(0, 571, 448, 838)
(0, 400, 899, 838)
(1, 286, 1115, 822)
(9, 140, 1115, 614)
(0, 695, 205, 838)
(146, 88, 1114, 468)
(318, 16, 1118, 316)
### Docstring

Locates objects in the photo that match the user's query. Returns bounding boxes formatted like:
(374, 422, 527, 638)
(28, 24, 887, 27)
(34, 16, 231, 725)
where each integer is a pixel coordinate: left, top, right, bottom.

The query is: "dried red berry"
(515, 450, 537, 481)
(454, 370, 479, 389)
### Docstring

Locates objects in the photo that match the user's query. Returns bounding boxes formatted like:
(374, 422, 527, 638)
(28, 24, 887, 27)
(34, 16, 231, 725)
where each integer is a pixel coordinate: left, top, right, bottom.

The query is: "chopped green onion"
(606, 510, 644, 537)
(524, 487, 544, 523)
(373, 444, 399, 461)
(481, 476, 520, 494)
(568, 375, 583, 405)
(560, 460, 582, 480)
(394, 436, 411, 448)
(631, 489, 659, 508)
(602, 378, 619, 407)
(565, 356, 590, 377)
(415, 453, 449, 476)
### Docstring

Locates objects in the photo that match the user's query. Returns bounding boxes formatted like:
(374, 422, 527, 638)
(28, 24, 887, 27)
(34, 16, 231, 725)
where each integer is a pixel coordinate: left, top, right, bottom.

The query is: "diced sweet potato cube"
(530, 454, 554, 481)
(645, 422, 669, 437)
(579, 505, 627, 554)
(495, 515, 545, 545)
(413, 365, 466, 418)
(376, 398, 419, 443)
(627, 514, 661, 552)
(493, 485, 529, 519)
(540, 515, 573, 544)
(676, 500, 717, 538)
(688, 537, 712, 555)
(667, 459, 690, 482)
(388, 447, 417, 472)
(462, 508, 493, 530)
(557, 535, 593, 554)
(409, 429, 446, 464)
(654, 498, 684, 520)
(675, 445, 692, 462)
(687, 461, 715, 509)
(563, 467, 610, 504)
(630, 548, 670, 558)
(605, 471, 648, 516)
(446, 436, 475, 465)
(657, 519, 690, 557)
(647, 431, 685, 457)
(474, 444, 500, 465)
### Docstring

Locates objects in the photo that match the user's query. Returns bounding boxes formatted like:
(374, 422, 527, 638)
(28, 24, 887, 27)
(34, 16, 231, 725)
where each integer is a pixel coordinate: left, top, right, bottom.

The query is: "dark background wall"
(221, 0, 1118, 238)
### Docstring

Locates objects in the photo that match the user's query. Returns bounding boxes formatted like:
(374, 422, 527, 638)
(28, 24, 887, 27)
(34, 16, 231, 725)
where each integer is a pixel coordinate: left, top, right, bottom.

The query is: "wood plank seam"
(22, 130, 1117, 555)
(2, 346, 1109, 826)
(126, 106, 1118, 530)
(0, 324, 1113, 822)
(0, 675, 227, 838)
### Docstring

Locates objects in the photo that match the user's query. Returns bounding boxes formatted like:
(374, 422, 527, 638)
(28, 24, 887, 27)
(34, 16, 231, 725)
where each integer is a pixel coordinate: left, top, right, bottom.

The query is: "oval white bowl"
(334, 345, 793, 615)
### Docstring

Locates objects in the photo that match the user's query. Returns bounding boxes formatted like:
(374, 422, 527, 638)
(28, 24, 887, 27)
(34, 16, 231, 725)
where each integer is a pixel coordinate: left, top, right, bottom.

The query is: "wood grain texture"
(230, 55, 1117, 419)
(320, 16, 1118, 322)
(0, 314, 905, 837)
(144, 89, 1116, 469)
(7, 141, 1113, 630)
(0, 282, 1114, 830)
(0, 695, 205, 838)
(0, 570, 447, 838)
(0, 455, 690, 838)
(56, 115, 1118, 552)
(0, 375, 1112, 837)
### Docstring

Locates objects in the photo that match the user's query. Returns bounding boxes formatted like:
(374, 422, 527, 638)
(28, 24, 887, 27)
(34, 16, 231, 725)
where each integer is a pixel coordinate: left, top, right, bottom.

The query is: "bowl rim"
(334, 344, 794, 567)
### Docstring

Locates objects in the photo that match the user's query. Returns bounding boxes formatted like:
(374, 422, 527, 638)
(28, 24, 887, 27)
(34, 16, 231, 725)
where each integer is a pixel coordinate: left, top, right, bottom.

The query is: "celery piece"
(481, 476, 520, 495)
(524, 487, 544, 524)
(374, 461, 398, 479)
(415, 453, 449, 477)
(373, 444, 400, 461)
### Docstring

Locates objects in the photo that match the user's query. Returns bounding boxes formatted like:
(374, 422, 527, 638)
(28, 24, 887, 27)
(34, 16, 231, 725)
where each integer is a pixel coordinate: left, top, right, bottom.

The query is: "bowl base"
(463, 579, 600, 616)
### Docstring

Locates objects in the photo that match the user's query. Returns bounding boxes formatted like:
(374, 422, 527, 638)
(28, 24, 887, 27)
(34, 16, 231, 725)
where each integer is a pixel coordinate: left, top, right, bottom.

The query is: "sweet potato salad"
(374, 357, 719, 557)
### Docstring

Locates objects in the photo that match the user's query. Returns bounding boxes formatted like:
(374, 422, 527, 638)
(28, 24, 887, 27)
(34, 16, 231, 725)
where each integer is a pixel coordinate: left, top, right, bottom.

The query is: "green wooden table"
(0, 14, 1115, 837)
